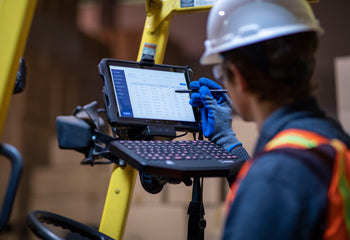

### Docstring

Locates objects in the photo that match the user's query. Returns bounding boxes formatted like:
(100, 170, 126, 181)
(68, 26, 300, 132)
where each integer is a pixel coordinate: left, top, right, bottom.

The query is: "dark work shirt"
(223, 97, 350, 240)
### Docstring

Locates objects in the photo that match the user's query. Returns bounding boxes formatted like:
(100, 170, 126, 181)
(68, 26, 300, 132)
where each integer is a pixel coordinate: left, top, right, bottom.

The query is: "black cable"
(176, 132, 188, 138)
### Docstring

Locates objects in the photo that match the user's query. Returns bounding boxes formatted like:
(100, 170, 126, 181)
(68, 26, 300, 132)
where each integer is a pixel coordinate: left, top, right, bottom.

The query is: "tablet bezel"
(99, 58, 200, 132)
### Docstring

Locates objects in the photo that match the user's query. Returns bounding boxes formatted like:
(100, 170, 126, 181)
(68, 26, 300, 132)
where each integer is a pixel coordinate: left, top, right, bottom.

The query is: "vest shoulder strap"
(265, 128, 330, 151)
(227, 128, 350, 240)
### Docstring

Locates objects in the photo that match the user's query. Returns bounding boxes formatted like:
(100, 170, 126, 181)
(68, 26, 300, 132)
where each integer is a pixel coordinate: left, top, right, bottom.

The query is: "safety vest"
(226, 129, 350, 240)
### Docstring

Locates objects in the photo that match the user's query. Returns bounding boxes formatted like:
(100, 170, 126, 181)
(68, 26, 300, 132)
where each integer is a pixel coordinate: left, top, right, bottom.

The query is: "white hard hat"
(201, 0, 324, 65)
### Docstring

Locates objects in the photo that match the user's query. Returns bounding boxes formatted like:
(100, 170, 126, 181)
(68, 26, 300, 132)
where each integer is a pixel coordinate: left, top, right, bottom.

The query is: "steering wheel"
(0, 143, 23, 232)
(26, 210, 114, 240)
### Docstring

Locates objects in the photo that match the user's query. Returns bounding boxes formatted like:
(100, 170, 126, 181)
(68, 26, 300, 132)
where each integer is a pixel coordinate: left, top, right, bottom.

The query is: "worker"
(189, 0, 350, 239)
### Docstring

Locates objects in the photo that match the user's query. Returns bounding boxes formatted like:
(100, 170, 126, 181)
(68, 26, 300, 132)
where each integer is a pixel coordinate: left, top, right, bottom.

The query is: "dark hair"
(221, 31, 319, 103)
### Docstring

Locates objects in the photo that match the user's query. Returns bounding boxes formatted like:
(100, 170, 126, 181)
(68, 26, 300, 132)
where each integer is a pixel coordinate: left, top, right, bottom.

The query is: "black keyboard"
(109, 140, 245, 178)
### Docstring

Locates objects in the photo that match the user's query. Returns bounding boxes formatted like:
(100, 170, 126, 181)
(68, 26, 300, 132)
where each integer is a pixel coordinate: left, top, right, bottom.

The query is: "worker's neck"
(251, 99, 286, 131)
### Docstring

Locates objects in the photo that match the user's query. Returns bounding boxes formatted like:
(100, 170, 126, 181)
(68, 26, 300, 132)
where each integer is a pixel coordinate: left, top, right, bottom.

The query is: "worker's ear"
(226, 63, 248, 92)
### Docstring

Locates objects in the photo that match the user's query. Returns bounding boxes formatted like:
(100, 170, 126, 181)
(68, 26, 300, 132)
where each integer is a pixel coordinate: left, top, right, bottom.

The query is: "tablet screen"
(109, 66, 196, 122)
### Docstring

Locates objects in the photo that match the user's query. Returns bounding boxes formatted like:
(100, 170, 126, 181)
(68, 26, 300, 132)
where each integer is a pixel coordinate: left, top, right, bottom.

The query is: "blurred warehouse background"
(1, 0, 350, 239)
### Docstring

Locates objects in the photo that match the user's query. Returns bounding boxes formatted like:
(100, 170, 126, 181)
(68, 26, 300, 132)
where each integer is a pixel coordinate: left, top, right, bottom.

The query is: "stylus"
(175, 89, 228, 93)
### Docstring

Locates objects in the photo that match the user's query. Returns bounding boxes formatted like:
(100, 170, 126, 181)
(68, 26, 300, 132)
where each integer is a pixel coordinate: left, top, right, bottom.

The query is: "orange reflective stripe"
(225, 160, 252, 214)
(324, 139, 350, 240)
(267, 131, 350, 240)
(265, 129, 329, 151)
(226, 128, 350, 240)
(226, 128, 329, 212)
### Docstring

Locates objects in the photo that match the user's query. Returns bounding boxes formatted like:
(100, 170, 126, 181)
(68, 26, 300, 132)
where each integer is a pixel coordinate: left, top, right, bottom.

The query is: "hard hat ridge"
(201, 0, 323, 65)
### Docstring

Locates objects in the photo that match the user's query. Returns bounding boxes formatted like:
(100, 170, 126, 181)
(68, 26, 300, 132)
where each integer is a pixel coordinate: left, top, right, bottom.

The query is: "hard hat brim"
(200, 25, 324, 66)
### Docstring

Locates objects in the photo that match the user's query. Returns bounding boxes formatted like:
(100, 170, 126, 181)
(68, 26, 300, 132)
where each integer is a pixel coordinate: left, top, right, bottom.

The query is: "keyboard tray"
(109, 140, 245, 178)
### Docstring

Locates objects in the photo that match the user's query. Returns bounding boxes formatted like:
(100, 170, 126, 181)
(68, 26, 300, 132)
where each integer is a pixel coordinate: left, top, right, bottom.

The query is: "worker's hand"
(189, 78, 242, 151)
(189, 78, 227, 107)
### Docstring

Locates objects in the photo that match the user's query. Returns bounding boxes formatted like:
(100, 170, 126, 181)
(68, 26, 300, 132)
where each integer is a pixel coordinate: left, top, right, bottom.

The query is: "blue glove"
(189, 78, 227, 107)
(189, 78, 242, 151)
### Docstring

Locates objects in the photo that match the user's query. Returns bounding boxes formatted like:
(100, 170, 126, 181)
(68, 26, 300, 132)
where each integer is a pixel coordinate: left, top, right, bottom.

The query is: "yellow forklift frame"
(0, 0, 37, 137)
(99, 2, 213, 238)
(0, 0, 318, 239)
